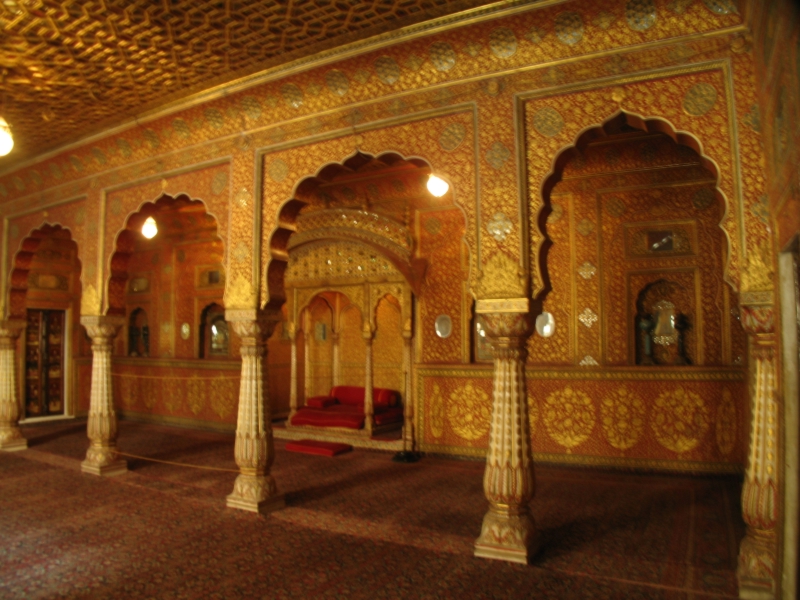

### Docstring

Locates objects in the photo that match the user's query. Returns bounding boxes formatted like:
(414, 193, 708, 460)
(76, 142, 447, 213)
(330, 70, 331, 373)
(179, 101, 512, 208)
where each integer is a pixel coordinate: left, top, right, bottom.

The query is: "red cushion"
(306, 396, 337, 408)
(374, 407, 404, 426)
(329, 385, 399, 407)
(285, 440, 352, 456)
(291, 407, 364, 429)
(330, 386, 366, 406)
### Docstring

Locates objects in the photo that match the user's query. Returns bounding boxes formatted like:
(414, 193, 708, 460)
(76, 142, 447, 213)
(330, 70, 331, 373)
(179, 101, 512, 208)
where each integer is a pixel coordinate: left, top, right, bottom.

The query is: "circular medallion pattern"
(601, 386, 645, 450)
(702, 0, 738, 14)
(533, 106, 565, 137)
(625, 0, 657, 31)
(269, 159, 289, 183)
(241, 96, 261, 120)
(692, 187, 715, 211)
(430, 41, 457, 72)
(489, 27, 517, 58)
(325, 70, 349, 97)
(173, 119, 191, 139)
(439, 122, 466, 152)
(555, 12, 584, 46)
(543, 386, 596, 449)
(683, 83, 718, 116)
(375, 56, 401, 84)
(446, 382, 491, 441)
(652, 387, 710, 453)
(281, 83, 304, 108)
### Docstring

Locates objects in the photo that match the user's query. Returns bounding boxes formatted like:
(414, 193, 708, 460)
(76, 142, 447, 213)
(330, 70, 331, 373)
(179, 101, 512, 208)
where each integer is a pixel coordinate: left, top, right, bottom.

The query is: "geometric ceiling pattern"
(0, 0, 500, 169)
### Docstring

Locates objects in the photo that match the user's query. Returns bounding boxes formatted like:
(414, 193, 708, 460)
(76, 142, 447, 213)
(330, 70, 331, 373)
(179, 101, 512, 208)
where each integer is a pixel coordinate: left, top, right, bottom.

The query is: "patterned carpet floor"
(0, 420, 744, 599)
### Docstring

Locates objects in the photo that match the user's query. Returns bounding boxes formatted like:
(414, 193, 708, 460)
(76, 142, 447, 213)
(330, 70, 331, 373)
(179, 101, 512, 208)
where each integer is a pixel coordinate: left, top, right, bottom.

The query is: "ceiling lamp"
(0, 117, 14, 157)
(141, 216, 158, 239)
(427, 174, 449, 197)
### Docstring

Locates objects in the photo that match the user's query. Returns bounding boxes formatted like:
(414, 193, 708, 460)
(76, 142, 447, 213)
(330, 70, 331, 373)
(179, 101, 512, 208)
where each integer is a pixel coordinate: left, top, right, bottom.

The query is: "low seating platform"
(288, 385, 404, 438)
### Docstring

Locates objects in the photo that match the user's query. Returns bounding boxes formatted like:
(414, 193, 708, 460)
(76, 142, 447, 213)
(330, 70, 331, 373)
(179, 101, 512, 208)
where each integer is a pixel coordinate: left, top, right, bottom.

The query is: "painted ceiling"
(0, 0, 503, 169)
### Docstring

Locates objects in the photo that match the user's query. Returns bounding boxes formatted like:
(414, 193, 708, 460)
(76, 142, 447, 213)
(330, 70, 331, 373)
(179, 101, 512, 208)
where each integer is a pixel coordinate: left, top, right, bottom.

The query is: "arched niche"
(106, 193, 227, 359)
(531, 110, 744, 367)
(8, 224, 84, 419)
(535, 111, 732, 302)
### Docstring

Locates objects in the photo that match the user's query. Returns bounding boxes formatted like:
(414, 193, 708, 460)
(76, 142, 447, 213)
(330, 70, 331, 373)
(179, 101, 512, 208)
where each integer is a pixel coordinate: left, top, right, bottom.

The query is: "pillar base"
(81, 459, 128, 477)
(0, 436, 27, 452)
(474, 507, 541, 565)
(737, 529, 777, 600)
(226, 492, 286, 515)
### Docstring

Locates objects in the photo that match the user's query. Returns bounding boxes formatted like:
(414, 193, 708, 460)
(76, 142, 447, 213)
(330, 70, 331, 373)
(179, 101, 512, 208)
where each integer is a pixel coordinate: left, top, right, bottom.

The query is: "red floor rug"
(286, 439, 353, 456)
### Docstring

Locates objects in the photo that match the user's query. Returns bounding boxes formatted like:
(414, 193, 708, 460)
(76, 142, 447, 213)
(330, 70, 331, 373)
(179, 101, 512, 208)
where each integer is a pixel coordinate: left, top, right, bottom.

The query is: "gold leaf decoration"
(224, 275, 257, 309)
(429, 383, 444, 438)
(716, 388, 737, 456)
(475, 253, 527, 299)
(80, 283, 101, 316)
(741, 242, 774, 293)
(651, 387, 709, 453)
(446, 382, 491, 441)
(601, 386, 645, 450)
(543, 386, 595, 450)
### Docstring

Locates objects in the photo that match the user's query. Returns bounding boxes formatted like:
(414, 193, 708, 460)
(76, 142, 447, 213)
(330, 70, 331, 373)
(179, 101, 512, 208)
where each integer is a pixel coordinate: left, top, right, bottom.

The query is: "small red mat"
(285, 439, 353, 457)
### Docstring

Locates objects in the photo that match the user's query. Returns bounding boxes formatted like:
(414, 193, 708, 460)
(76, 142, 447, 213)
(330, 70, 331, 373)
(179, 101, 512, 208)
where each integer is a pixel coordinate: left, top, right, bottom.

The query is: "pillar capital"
(0, 319, 26, 340)
(80, 314, 125, 339)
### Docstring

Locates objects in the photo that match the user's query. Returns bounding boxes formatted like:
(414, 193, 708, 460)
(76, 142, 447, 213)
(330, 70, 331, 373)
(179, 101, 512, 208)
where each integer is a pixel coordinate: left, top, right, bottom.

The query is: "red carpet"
(286, 439, 353, 456)
(0, 419, 746, 599)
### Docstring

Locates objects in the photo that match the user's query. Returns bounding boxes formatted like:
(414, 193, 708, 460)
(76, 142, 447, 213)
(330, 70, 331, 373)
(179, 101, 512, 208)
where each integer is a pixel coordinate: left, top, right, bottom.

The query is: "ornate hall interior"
(0, 0, 799, 598)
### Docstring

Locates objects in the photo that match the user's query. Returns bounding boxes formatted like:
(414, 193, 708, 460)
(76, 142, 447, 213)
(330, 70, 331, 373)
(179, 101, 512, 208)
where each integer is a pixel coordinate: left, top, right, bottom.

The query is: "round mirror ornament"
(535, 312, 555, 338)
(434, 315, 452, 338)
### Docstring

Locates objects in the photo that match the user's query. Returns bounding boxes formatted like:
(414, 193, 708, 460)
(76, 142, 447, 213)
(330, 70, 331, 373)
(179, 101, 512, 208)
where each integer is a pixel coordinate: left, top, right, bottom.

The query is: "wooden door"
(25, 309, 65, 417)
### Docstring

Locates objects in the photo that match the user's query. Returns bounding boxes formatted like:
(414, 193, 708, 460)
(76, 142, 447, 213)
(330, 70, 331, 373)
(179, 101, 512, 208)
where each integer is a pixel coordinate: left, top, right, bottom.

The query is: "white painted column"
(80, 315, 127, 477)
(362, 322, 374, 437)
(226, 309, 285, 515)
(473, 299, 539, 564)
(0, 319, 27, 451)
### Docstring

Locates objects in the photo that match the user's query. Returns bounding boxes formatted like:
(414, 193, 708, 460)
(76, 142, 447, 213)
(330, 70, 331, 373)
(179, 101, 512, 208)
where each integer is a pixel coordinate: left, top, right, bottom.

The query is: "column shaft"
(363, 332, 374, 436)
(81, 316, 127, 477)
(226, 312, 284, 515)
(0, 320, 27, 451)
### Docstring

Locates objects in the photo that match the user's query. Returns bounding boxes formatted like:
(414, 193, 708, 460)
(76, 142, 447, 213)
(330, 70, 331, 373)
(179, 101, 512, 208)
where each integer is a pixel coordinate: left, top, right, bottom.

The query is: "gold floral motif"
(446, 381, 491, 441)
(429, 383, 444, 438)
(526, 391, 539, 434)
(601, 386, 645, 450)
(716, 388, 736, 456)
(578, 308, 598, 328)
(325, 70, 349, 96)
(741, 242, 774, 293)
(164, 378, 181, 414)
(577, 262, 597, 280)
(652, 387, 710, 453)
(224, 275, 257, 309)
(187, 376, 206, 415)
(543, 386, 596, 450)
(119, 374, 135, 409)
(80, 283, 100, 316)
(268, 159, 289, 183)
(374, 56, 401, 85)
(475, 253, 527, 299)
(210, 376, 237, 419)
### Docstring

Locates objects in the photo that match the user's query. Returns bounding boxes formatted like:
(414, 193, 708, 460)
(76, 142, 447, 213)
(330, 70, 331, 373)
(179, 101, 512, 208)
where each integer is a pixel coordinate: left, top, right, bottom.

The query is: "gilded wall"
(0, 0, 771, 470)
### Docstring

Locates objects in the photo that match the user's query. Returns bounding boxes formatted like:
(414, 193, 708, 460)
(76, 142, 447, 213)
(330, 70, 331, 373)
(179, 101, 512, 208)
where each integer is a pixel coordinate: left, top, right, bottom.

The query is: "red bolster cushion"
(330, 386, 366, 406)
(306, 396, 337, 408)
(373, 388, 398, 408)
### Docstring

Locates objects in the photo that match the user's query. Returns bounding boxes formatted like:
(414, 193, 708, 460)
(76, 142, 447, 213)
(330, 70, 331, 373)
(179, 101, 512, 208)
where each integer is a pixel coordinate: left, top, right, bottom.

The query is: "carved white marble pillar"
(0, 319, 27, 451)
(226, 309, 285, 515)
(81, 315, 127, 476)
(738, 303, 779, 599)
(474, 298, 539, 564)
(362, 323, 374, 437)
(288, 321, 298, 423)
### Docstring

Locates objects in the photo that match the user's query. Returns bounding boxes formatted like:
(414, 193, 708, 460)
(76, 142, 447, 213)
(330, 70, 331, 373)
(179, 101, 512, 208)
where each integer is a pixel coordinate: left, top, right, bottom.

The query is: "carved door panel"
(24, 309, 65, 417)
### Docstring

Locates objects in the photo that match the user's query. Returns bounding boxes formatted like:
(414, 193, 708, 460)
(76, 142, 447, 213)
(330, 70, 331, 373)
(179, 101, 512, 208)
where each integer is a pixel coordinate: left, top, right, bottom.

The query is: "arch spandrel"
(260, 111, 477, 309)
(523, 69, 751, 300)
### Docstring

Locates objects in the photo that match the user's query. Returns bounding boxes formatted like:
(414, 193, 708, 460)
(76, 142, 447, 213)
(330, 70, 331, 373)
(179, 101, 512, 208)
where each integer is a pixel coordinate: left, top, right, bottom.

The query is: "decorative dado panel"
(417, 366, 747, 472)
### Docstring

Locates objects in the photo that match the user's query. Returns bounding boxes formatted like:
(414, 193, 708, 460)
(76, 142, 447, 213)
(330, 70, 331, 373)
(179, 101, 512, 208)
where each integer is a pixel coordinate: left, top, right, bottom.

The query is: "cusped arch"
(106, 193, 225, 315)
(533, 110, 734, 301)
(264, 149, 466, 310)
(8, 223, 82, 319)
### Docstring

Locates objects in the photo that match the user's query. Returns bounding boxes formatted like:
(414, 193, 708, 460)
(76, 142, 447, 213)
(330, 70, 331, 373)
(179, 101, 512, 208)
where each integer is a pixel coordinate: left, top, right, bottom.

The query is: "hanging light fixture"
(0, 117, 14, 157)
(141, 216, 158, 239)
(427, 173, 449, 197)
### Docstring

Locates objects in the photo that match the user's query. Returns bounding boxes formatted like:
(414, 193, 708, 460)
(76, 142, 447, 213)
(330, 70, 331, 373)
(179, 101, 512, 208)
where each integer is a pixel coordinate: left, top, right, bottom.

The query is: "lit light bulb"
(141, 216, 158, 239)
(0, 117, 14, 157)
(427, 174, 449, 197)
